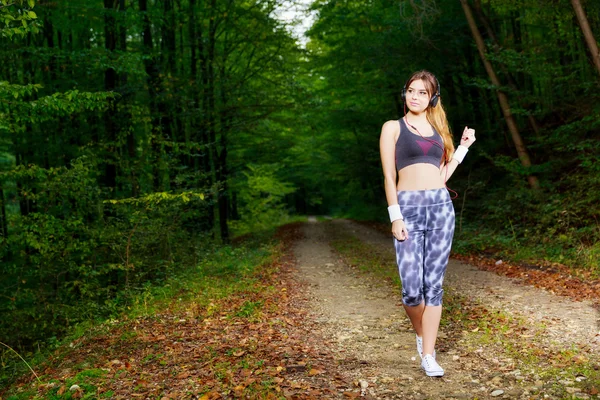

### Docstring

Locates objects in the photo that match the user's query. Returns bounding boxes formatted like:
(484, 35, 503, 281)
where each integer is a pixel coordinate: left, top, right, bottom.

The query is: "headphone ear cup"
(430, 94, 439, 108)
(401, 88, 406, 103)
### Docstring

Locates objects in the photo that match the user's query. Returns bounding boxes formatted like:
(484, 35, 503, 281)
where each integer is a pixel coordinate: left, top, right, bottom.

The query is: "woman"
(379, 70, 476, 377)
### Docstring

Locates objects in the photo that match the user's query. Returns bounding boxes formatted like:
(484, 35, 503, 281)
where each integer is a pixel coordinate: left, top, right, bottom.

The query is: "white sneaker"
(416, 335, 436, 359)
(421, 354, 444, 377)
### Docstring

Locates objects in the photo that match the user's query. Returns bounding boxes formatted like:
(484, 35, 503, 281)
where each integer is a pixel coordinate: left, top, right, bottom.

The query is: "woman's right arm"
(379, 120, 408, 241)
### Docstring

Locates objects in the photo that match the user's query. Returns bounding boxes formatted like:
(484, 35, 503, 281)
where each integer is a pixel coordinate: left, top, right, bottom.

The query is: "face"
(405, 79, 431, 114)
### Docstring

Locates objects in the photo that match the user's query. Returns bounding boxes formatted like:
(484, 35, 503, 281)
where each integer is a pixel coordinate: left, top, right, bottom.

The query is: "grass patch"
(453, 224, 600, 279)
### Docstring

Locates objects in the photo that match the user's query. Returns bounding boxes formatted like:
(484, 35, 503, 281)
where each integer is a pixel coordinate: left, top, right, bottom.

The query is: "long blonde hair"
(405, 70, 454, 162)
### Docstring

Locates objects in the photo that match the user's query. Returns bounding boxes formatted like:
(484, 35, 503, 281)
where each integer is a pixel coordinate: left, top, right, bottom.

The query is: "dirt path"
(292, 219, 599, 399)
(337, 219, 600, 352)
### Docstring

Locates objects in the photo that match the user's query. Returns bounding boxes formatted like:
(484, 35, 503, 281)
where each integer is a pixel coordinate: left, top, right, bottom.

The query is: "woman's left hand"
(461, 126, 476, 148)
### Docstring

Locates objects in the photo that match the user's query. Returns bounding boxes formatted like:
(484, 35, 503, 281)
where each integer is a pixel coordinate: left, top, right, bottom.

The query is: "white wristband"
(388, 204, 404, 222)
(452, 145, 469, 163)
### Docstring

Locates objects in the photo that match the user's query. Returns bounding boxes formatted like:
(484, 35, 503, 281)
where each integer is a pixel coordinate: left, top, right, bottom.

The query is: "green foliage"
(0, 0, 301, 360)
(229, 163, 296, 235)
(0, 156, 212, 349)
(0, 0, 38, 39)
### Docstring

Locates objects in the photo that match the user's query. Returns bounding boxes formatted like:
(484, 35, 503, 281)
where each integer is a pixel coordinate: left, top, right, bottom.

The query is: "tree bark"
(140, 0, 163, 190)
(104, 0, 118, 189)
(570, 0, 600, 77)
(207, 0, 225, 241)
(188, 0, 197, 170)
(117, 0, 137, 197)
(218, 61, 230, 243)
(0, 185, 8, 238)
(194, 0, 215, 233)
(460, 0, 539, 190)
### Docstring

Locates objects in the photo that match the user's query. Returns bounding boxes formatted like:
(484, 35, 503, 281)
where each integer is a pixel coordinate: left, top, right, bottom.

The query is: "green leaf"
(28, 11, 37, 19)
(28, 0, 35, 8)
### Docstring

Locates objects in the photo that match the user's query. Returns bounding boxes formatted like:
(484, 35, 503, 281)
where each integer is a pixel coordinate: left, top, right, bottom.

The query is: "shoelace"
(422, 355, 438, 369)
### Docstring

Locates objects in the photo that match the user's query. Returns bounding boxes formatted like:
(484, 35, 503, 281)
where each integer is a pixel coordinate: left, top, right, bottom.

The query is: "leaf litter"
(3, 220, 600, 399)
(2, 223, 356, 399)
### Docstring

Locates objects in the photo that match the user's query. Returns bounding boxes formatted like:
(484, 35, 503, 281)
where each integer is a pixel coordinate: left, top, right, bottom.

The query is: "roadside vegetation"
(1, 223, 356, 399)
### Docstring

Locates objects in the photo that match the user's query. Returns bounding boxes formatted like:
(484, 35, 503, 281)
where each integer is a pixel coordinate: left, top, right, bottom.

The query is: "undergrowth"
(0, 228, 280, 397)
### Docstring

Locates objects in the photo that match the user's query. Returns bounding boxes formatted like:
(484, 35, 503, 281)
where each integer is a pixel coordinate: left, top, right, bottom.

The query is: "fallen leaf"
(176, 371, 190, 379)
(234, 385, 245, 395)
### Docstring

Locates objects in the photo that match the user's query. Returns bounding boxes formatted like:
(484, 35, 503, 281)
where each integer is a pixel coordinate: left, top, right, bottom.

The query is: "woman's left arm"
(440, 126, 476, 181)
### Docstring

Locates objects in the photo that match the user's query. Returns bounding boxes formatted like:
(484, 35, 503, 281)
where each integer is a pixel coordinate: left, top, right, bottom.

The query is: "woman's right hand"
(392, 219, 409, 241)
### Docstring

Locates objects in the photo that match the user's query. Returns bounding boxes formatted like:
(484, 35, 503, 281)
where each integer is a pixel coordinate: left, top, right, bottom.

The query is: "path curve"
(292, 219, 599, 399)
(336, 219, 600, 352)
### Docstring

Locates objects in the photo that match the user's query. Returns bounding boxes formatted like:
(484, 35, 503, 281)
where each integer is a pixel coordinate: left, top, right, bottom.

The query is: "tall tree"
(104, 0, 118, 188)
(460, 0, 539, 190)
(570, 0, 600, 77)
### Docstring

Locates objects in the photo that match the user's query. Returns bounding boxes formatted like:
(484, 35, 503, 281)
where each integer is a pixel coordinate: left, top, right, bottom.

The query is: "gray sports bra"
(395, 118, 444, 171)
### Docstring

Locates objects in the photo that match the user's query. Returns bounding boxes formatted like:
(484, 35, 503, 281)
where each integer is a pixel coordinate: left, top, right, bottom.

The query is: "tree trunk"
(570, 0, 600, 77)
(140, 0, 163, 190)
(0, 185, 8, 238)
(194, 0, 215, 233)
(218, 63, 230, 243)
(460, 0, 540, 190)
(104, 0, 118, 189)
(207, 0, 224, 240)
(188, 0, 197, 170)
(117, 0, 137, 197)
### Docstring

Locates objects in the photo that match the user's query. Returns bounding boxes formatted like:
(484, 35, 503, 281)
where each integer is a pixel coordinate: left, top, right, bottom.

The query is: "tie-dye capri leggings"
(394, 188, 455, 307)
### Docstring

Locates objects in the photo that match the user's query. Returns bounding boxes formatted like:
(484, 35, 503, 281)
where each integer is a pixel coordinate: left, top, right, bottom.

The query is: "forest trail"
(293, 219, 599, 399)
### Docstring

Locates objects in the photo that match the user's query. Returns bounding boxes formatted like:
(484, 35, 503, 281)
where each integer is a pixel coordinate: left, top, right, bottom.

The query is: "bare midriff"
(396, 163, 444, 191)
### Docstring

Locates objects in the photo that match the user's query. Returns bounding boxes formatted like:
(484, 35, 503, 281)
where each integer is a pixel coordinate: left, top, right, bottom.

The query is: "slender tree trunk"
(104, 0, 118, 189)
(117, 0, 137, 197)
(460, 0, 539, 190)
(0, 185, 8, 238)
(162, 0, 176, 70)
(218, 63, 230, 242)
(140, 0, 163, 190)
(199, 7, 211, 180)
(43, 16, 63, 168)
(207, 0, 223, 240)
(195, 0, 215, 232)
(189, 0, 197, 170)
(570, 0, 600, 77)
